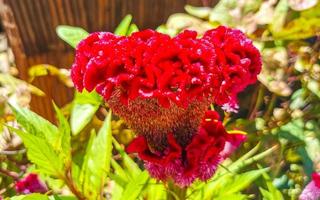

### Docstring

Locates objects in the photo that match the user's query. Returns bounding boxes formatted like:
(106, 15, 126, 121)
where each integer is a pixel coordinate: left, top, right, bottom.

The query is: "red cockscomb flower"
(203, 26, 262, 108)
(127, 111, 246, 187)
(15, 173, 48, 194)
(71, 27, 261, 109)
(299, 172, 320, 200)
(71, 27, 260, 150)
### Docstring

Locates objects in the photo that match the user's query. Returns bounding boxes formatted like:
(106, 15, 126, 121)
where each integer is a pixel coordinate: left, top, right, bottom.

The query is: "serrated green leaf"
(81, 112, 113, 199)
(10, 104, 59, 145)
(10, 127, 64, 177)
(114, 15, 133, 36)
(71, 91, 102, 135)
(120, 170, 149, 200)
(56, 25, 89, 48)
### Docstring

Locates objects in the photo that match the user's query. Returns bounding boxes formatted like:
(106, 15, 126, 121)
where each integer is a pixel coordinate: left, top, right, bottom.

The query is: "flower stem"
(167, 181, 187, 200)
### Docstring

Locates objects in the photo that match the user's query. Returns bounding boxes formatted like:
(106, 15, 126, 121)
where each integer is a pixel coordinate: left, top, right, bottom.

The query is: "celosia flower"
(71, 26, 260, 150)
(15, 173, 48, 194)
(71, 26, 260, 186)
(299, 172, 320, 200)
(127, 111, 246, 187)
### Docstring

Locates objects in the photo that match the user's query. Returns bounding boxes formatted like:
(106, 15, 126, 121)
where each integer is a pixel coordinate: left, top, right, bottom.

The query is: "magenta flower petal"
(15, 173, 48, 194)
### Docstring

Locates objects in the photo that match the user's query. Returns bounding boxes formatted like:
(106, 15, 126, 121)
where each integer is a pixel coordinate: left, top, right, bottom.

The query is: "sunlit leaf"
(10, 104, 60, 146)
(185, 5, 211, 19)
(127, 23, 139, 35)
(269, 0, 288, 33)
(56, 25, 89, 48)
(70, 90, 102, 135)
(259, 168, 284, 200)
(114, 14, 133, 36)
(81, 111, 113, 199)
(11, 194, 49, 200)
(220, 168, 269, 196)
(120, 170, 149, 200)
(214, 193, 249, 200)
(10, 126, 64, 177)
(53, 103, 71, 165)
(28, 65, 72, 87)
(112, 138, 141, 178)
(209, 0, 237, 25)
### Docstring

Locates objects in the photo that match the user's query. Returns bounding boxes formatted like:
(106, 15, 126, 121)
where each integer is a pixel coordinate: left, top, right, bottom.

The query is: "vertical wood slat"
(0, 0, 218, 121)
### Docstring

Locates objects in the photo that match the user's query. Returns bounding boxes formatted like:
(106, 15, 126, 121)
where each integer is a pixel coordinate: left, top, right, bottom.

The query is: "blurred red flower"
(15, 173, 48, 194)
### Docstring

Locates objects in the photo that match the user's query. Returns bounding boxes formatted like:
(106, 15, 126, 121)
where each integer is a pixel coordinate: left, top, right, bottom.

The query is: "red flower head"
(127, 111, 246, 187)
(300, 172, 320, 200)
(15, 173, 48, 194)
(203, 26, 262, 108)
(71, 27, 260, 150)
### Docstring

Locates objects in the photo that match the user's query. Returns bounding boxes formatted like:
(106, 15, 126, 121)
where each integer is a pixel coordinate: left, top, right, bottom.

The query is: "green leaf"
(111, 158, 130, 182)
(184, 5, 211, 19)
(112, 138, 141, 178)
(56, 25, 89, 48)
(53, 103, 71, 164)
(307, 79, 320, 98)
(214, 193, 249, 200)
(120, 170, 149, 200)
(272, 17, 320, 40)
(259, 167, 284, 200)
(81, 112, 113, 199)
(145, 179, 166, 200)
(114, 15, 133, 36)
(11, 194, 49, 200)
(217, 168, 270, 196)
(9, 127, 64, 177)
(209, 0, 237, 25)
(10, 104, 59, 143)
(49, 196, 77, 200)
(79, 129, 95, 193)
(70, 90, 102, 135)
(127, 23, 139, 35)
(270, 0, 289, 33)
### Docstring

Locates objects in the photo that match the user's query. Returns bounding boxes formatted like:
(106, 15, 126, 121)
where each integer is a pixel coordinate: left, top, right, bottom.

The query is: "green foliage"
(9, 103, 113, 200)
(114, 14, 133, 36)
(259, 166, 284, 200)
(70, 90, 102, 135)
(80, 112, 113, 199)
(56, 26, 89, 48)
